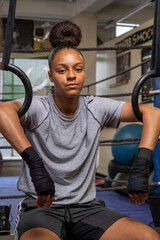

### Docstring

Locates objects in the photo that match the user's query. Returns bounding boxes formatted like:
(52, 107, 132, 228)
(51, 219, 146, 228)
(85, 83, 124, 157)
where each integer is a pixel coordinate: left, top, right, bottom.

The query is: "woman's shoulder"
(17, 95, 50, 107)
(82, 95, 123, 106)
(82, 95, 110, 106)
(28, 95, 51, 111)
(82, 95, 125, 115)
(18, 95, 51, 130)
(32, 95, 50, 103)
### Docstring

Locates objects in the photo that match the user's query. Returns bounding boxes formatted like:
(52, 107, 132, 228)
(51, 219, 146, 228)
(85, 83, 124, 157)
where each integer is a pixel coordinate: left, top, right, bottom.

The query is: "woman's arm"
(120, 102, 160, 205)
(0, 101, 55, 207)
(0, 101, 31, 153)
(120, 102, 160, 150)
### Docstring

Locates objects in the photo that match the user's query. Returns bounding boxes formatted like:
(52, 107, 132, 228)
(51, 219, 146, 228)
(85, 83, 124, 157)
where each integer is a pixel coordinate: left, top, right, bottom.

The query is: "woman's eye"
(58, 69, 65, 73)
(76, 68, 82, 72)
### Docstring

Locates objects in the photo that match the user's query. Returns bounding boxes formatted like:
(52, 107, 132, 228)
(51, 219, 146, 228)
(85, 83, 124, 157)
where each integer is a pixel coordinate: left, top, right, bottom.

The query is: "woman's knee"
(143, 228, 160, 240)
(126, 218, 160, 240)
(20, 227, 61, 240)
(125, 218, 160, 240)
(100, 217, 160, 240)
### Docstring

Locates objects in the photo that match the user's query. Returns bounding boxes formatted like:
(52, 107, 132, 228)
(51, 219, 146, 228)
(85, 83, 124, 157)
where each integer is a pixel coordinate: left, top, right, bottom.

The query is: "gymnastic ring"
(132, 70, 155, 122)
(7, 64, 33, 118)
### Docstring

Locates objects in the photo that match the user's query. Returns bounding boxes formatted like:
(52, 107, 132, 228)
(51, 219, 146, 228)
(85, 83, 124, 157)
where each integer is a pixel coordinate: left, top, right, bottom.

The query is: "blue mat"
(0, 177, 154, 230)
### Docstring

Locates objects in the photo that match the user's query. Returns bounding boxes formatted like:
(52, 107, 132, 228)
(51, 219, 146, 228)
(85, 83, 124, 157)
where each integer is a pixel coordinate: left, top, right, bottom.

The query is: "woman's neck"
(53, 95, 79, 116)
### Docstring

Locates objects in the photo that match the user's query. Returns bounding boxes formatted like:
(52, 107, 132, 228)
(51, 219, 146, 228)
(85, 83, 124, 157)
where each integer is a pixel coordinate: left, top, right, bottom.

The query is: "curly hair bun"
(49, 21, 82, 48)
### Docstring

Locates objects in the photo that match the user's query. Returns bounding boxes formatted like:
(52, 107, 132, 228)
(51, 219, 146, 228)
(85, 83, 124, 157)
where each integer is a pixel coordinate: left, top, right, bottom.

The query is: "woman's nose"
(67, 69, 76, 80)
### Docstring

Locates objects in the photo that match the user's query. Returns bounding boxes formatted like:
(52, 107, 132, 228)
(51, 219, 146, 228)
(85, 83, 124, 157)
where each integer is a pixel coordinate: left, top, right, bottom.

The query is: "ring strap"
(2, 0, 17, 70)
(151, 0, 160, 76)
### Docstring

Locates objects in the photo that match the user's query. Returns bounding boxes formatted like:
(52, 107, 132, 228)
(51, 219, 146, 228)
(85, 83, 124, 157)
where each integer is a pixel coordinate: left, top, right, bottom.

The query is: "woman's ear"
(48, 70, 54, 83)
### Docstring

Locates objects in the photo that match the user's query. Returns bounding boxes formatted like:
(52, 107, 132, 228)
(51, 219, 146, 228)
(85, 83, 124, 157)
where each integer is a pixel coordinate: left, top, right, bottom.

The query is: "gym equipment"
(132, 0, 160, 226)
(111, 124, 142, 166)
(0, 0, 32, 117)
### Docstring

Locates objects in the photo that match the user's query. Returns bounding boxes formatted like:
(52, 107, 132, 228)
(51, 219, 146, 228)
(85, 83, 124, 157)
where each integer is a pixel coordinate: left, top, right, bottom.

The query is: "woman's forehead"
(53, 48, 84, 63)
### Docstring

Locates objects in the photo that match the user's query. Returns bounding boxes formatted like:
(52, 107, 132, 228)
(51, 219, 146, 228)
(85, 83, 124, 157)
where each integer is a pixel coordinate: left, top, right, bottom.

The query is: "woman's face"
(48, 48, 85, 99)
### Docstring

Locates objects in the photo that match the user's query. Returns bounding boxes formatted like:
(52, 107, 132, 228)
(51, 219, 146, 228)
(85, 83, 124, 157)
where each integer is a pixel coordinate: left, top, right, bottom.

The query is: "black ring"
(132, 70, 155, 122)
(7, 64, 33, 118)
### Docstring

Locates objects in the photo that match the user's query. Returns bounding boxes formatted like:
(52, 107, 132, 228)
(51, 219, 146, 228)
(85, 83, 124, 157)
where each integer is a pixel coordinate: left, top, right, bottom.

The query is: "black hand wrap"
(20, 146, 55, 197)
(127, 147, 153, 194)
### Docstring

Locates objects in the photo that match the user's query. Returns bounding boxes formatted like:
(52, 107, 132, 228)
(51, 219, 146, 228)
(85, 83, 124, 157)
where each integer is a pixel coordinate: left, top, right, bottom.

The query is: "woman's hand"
(128, 192, 148, 205)
(35, 194, 55, 208)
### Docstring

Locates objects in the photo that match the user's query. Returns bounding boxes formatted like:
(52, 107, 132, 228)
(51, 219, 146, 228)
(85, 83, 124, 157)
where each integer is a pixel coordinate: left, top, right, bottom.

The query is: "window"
(116, 23, 139, 37)
(2, 58, 52, 101)
(1, 57, 53, 159)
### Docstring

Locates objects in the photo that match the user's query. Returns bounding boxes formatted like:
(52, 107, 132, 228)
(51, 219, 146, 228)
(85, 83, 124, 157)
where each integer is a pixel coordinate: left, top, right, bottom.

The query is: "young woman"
(0, 21, 160, 240)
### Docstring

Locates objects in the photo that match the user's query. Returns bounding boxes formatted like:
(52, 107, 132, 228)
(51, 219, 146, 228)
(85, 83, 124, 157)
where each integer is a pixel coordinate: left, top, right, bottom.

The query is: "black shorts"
(15, 197, 126, 240)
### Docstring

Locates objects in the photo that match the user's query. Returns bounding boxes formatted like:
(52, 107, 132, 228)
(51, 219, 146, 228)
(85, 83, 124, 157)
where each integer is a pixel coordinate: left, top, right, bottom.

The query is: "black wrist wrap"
(20, 147, 55, 197)
(127, 148, 153, 194)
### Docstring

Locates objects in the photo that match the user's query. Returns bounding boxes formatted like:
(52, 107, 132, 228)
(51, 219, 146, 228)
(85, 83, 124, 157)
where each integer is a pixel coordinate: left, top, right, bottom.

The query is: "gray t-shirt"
(17, 95, 125, 204)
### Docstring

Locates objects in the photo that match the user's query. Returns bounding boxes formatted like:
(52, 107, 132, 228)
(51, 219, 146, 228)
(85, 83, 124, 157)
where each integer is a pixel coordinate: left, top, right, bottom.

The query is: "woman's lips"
(66, 83, 78, 88)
